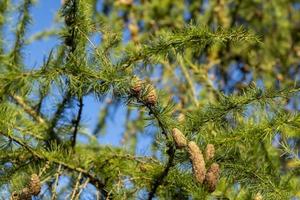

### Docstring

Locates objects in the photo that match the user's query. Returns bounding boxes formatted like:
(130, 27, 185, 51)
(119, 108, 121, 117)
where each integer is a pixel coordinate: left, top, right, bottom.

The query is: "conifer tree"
(0, 0, 300, 199)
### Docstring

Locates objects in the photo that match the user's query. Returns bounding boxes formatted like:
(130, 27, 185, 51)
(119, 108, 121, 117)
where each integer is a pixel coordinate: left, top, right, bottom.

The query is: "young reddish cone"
(188, 141, 206, 184)
(204, 163, 220, 192)
(172, 128, 187, 149)
(29, 174, 41, 196)
(205, 144, 215, 161)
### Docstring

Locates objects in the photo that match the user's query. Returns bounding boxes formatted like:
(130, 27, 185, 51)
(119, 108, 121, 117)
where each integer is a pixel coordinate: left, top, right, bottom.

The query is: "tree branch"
(71, 97, 83, 149)
(147, 146, 175, 200)
(136, 96, 177, 200)
(2, 132, 108, 198)
(12, 94, 46, 124)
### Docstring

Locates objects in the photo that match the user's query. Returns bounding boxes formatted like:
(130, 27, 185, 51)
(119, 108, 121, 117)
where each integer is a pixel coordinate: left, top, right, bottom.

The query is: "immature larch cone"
(171, 128, 187, 149)
(29, 174, 41, 196)
(131, 78, 143, 95)
(187, 141, 206, 184)
(205, 144, 215, 161)
(145, 85, 157, 105)
(204, 163, 220, 192)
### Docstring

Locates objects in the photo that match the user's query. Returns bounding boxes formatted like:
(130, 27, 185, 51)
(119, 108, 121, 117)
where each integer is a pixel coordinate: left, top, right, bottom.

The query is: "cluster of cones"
(172, 128, 220, 192)
(10, 174, 41, 200)
(130, 77, 157, 106)
(131, 77, 219, 191)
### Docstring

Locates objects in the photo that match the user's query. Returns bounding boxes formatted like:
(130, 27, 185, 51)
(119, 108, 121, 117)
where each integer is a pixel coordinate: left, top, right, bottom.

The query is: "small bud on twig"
(188, 141, 206, 184)
(171, 128, 187, 149)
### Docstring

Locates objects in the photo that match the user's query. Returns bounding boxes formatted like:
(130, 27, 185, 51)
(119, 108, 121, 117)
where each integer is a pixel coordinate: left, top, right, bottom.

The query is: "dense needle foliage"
(0, 0, 300, 199)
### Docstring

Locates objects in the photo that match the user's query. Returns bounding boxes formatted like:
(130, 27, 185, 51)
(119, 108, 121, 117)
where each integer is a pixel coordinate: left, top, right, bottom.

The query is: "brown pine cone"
(10, 192, 20, 200)
(171, 128, 187, 149)
(131, 78, 143, 95)
(145, 85, 157, 105)
(204, 163, 220, 192)
(187, 141, 206, 184)
(20, 188, 31, 200)
(29, 174, 41, 196)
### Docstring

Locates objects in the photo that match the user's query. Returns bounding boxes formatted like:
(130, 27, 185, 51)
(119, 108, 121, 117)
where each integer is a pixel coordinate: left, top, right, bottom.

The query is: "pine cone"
(204, 163, 220, 192)
(19, 188, 31, 200)
(171, 128, 187, 149)
(205, 144, 215, 161)
(10, 192, 20, 200)
(29, 174, 41, 196)
(145, 85, 157, 105)
(131, 78, 143, 95)
(187, 141, 206, 184)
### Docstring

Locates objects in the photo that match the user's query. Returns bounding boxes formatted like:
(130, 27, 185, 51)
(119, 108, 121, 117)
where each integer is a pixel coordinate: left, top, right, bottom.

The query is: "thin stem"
(147, 146, 175, 200)
(12, 95, 46, 124)
(70, 172, 82, 200)
(71, 97, 83, 149)
(51, 164, 62, 200)
(136, 98, 176, 200)
(47, 90, 72, 145)
(177, 55, 199, 106)
(74, 178, 90, 200)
